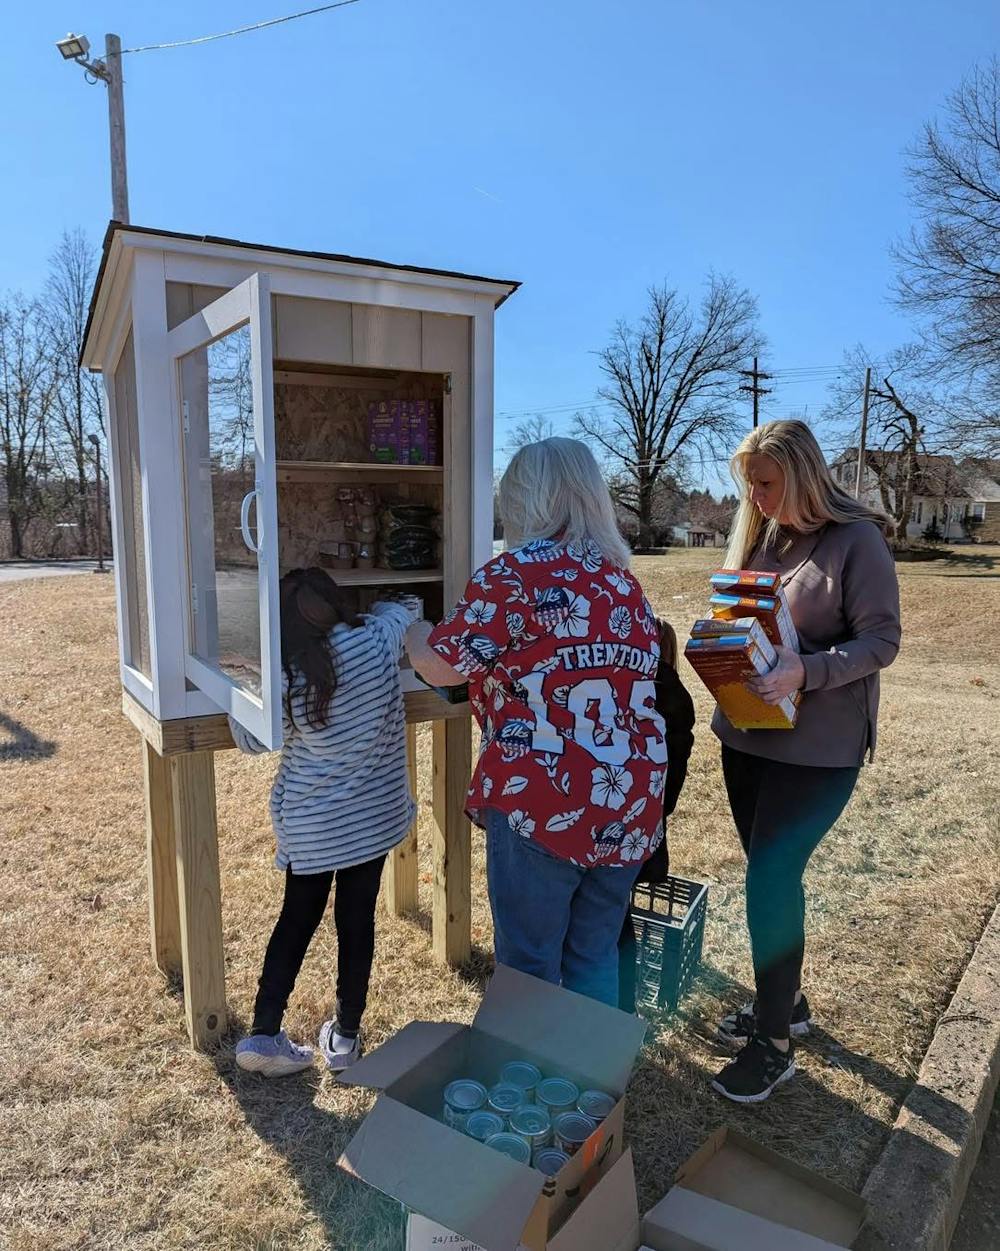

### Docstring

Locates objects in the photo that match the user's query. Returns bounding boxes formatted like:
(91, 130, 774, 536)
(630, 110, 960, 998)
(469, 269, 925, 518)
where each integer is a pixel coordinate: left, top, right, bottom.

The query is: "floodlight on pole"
(56, 33, 91, 60)
(55, 31, 129, 223)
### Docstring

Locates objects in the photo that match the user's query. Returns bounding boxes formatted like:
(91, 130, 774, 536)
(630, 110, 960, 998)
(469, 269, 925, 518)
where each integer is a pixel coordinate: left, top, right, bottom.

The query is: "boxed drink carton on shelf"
(338, 964, 645, 1251)
(366, 398, 442, 465)
(685, 617, 799, 730)
(709, 568, 798, 651)
(542, 1131, 866, 1251)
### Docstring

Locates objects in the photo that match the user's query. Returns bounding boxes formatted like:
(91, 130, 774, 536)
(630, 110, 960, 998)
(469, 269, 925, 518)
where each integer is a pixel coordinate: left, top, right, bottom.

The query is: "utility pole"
(56, 32, 130, 223)
(739, 357, 773, 428)
(854, 366, 872, 500)
(87, 434, 107, 572)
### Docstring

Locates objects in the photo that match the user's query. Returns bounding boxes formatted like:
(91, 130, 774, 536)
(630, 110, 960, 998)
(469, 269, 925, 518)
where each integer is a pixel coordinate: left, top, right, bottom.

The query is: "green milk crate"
(628, 875, 708, 1011)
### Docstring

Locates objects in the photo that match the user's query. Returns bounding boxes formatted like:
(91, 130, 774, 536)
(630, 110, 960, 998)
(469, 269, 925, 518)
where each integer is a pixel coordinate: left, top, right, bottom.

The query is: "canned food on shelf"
(576, 1089, 616, 1123)
(500, 1060, 543, 1101)
(442, 1079, 488, 1132)
(552, 1111, 598, 1156)
(484, 1132, 532, 1164)
(465, 1110, 505, 1142)
(533, 1147, 570, 1176)
(536, 1077, 580, 1118)
(508, 1104, 552, 1151)
(487, 1081, 525, 1120)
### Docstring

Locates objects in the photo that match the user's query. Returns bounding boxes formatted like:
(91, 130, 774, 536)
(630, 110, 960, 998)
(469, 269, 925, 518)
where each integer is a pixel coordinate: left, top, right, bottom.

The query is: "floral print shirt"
(427, 538, 668, 868)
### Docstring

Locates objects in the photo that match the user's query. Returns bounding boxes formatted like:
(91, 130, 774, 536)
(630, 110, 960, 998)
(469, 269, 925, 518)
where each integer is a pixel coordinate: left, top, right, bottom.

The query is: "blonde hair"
(499, 437, 632, 569)
(725, 420, 893, 568)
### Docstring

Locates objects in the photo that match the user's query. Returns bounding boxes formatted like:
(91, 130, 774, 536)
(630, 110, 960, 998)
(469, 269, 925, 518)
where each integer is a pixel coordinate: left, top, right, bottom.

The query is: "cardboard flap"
(473, 965, 646, 1093)
(674, 1130, 864, 1245)
(338, 1021, 464, 1090)
(644, 1188, 849, 1251)
(548, 1149, 640, 1251)
(339, 1095, 546, 1251)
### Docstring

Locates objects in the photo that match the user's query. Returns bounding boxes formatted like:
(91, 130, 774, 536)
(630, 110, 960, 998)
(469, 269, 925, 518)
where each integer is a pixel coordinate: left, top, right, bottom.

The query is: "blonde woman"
(711, 420, 900, 1104)
(406, 438, 667, 1007)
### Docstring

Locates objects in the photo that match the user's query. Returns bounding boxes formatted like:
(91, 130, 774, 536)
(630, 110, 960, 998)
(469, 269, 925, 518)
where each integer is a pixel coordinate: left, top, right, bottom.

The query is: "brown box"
(338, 964, 645, 1251)
(545, 1133, 867, 1251)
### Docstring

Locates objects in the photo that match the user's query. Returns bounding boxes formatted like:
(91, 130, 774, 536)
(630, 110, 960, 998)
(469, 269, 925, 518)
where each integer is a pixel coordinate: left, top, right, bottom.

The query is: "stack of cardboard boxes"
(684, 569, 801, 731)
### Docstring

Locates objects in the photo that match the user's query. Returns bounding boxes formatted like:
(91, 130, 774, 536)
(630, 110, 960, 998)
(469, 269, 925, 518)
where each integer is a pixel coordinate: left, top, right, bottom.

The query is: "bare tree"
(504, 413, 556, 454)
(895, 59, 1000, 451)
(0, 296, 59, 558)
(826, 345, 934, 536)
(575, 277, 762, 549)
(46, 229, 104, 553)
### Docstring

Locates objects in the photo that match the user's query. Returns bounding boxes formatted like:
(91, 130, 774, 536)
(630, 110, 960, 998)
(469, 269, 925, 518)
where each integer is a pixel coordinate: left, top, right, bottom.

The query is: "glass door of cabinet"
(168, 273, 282, 749)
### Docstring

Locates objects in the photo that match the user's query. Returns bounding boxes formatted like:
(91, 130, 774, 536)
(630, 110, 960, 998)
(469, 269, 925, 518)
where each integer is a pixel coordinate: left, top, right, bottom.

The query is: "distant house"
(829, 450, 1000, 542)
(672, 522, 727, 549)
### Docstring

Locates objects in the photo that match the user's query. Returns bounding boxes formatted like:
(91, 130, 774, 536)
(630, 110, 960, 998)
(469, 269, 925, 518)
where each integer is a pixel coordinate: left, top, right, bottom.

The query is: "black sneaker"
(711, 1034, 796, 1103)
(716, 994, 812, 1051)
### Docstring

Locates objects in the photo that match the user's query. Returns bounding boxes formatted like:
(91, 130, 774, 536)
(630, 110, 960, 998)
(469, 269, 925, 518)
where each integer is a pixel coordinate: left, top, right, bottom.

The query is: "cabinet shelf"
(325, 566, 443, 587)
(277, 460, 444, 484)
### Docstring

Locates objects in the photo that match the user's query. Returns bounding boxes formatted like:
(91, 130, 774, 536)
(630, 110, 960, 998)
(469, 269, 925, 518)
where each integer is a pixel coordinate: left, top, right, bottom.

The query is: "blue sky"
(3, 2, 997, 490)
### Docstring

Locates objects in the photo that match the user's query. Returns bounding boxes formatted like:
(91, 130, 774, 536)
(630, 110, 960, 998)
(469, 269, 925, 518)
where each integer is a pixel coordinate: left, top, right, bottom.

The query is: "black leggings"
(721, 745, 859, 1040)
(251, 854, 387, 1038)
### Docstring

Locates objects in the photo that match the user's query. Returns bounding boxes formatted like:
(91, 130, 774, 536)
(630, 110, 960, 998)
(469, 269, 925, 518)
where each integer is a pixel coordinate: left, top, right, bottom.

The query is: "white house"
(671, 522, 727, 548)
(830, 451, 1000, 541)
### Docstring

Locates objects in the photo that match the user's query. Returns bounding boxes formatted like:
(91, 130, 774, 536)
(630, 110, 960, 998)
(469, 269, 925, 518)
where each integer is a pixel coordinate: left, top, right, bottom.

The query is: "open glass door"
(168, 273, 282, 748)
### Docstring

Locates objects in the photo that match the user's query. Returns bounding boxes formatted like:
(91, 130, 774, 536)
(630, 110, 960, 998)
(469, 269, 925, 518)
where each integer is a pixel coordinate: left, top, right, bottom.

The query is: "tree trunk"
(8, 505, 23, 559)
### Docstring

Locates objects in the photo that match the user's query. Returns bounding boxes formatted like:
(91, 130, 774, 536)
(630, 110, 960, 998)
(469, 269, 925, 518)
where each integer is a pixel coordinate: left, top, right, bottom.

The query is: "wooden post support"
(432, 717, 472, 966)
(170, 751, 227, 1050)
(143, 740, 182, 976)
(384, 723, 420, 916)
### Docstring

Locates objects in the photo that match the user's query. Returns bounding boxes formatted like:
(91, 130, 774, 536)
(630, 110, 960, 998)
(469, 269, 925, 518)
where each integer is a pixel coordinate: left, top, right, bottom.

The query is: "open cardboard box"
(546, 1131, 867, 1251)
(338, 964, 646, 1251)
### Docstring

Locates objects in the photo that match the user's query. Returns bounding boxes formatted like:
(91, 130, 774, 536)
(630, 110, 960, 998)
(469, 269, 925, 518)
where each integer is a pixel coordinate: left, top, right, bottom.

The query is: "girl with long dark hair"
(232, 567, 419, 1076)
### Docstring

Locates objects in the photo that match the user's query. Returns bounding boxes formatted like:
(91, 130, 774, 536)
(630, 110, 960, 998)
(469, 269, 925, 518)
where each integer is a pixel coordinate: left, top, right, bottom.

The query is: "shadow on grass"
(0, 710, 57, 762)
(214, 1028, 406, 1251)
(401, 903, 496, 992)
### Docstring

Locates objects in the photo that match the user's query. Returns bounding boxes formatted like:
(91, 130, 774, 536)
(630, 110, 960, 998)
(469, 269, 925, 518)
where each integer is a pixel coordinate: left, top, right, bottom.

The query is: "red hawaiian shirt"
(427, 538, 667, 868)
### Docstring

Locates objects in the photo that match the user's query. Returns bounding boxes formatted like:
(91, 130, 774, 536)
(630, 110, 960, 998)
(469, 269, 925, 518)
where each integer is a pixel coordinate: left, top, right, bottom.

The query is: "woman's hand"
(748, 645, 805, 704)
(406, 620, 467, 688)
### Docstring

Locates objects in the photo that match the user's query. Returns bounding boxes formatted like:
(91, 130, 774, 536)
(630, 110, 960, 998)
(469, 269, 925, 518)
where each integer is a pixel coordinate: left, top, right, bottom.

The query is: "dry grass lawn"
(2, 546, 999, 1250)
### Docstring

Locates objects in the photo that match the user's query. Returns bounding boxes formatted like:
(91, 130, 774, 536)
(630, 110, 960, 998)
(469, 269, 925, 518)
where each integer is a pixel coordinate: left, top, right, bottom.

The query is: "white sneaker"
(234, 1030, 315, 1077)
(319, 1019, 362, 1071)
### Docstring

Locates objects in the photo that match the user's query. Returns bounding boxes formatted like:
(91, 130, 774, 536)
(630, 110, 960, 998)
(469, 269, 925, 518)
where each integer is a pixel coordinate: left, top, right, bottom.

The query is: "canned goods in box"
(536, 1077, 579, 1118)
(465, 1110, 505, 1142)
(485, 1132, 532, 1164)
(508, 1104, 552, 1151)
(442, 1079, 487, 1132)
(576, 1089, 616, 1123)
(487, 1081, 525, 1120)
(500, 1060, 542, 1101)
(533, 1147, 570, 1176)
(553, 1112, 598, 1156)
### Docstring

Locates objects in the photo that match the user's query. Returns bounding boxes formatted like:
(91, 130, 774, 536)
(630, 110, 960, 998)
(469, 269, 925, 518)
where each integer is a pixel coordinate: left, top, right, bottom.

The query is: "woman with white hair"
(709, 419, 901, 1104)
(406, 437, 667, 1007)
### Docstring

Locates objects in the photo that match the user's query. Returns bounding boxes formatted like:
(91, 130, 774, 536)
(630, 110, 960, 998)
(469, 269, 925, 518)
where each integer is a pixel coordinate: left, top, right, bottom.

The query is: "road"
(0, 561, 111, 583)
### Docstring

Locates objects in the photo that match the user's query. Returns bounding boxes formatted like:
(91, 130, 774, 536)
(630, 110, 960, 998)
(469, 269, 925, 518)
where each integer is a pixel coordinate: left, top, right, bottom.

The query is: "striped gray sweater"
(229, 601, 416, 874)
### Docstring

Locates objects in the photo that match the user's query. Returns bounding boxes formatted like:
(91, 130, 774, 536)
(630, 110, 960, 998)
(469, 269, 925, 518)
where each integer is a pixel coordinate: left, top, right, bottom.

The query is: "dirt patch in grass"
(2, 546, 999, 1249)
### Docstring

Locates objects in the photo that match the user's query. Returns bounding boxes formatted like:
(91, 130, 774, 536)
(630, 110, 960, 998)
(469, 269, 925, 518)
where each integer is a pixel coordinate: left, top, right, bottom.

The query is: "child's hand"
(748, 645, 805, 704)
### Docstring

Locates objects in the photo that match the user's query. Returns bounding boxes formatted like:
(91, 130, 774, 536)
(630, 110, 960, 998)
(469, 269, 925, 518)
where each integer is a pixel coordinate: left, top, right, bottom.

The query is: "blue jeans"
(484, 809, 643, 1008)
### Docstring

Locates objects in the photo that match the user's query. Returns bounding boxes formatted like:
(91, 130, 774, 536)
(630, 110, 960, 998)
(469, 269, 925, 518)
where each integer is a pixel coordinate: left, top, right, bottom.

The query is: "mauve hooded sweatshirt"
(711, 519, 901, 768)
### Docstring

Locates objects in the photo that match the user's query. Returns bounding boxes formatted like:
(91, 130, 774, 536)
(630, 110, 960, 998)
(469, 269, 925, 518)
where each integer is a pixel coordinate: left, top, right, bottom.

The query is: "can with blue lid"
(487, 1081, 526, 1121)
(508, 1104, 552, 1151)
(533, 1146, 570, 1176)
(552, 1111, 598, 1156)
(465, 1110, 505, 1142)
(576, 1089, 616, 1123)
(485, 1132, 532, 1164)
(536, 1077, 579, 1118)
(500, 1060, 543, 1101)
(442, 1079, 488, 1132)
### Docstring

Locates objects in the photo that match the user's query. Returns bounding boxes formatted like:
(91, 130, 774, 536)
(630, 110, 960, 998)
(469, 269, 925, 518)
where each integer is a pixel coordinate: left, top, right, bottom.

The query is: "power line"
(122, 0, 361, 54)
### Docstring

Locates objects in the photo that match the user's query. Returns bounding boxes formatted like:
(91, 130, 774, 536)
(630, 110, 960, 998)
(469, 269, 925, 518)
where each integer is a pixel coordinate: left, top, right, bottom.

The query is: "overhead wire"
(122, 1, 361, 54)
